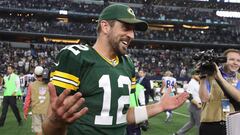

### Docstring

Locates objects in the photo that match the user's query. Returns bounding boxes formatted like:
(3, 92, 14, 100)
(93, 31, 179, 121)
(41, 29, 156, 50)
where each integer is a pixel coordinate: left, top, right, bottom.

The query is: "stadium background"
(0, 0, 239, 135)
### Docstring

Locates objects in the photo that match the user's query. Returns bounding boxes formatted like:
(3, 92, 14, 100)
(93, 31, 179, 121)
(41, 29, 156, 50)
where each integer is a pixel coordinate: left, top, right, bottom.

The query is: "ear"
(100, 20, 110, 34)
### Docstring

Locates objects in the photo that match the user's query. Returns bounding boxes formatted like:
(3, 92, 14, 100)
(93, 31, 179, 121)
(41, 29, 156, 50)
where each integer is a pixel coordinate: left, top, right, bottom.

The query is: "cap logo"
(127, 8, 135, 17)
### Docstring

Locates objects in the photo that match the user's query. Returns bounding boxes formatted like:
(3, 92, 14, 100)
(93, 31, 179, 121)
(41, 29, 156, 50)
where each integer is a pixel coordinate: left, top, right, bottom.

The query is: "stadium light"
(59, 10, 68, 15)
(216, 11, 240, 18)
(43, 37, 80, 44)
(182, 24, 209, 29)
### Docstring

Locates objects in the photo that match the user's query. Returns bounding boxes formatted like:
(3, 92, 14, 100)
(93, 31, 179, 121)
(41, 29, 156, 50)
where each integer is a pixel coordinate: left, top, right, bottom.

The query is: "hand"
(159, 87, 189, 111)
(47, 83, 88, 126)
(197, 103, 202, 109)
(213, 63, 223, 80)
(12, 91, 16, 96)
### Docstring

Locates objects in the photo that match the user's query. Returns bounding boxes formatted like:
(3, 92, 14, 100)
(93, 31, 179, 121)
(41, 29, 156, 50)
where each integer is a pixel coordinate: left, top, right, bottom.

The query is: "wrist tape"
(134, 106, 148, 124)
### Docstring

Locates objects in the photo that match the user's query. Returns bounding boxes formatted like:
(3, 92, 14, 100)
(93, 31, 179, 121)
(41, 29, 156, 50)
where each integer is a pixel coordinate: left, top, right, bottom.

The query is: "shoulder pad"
(60, 44, 90, 56)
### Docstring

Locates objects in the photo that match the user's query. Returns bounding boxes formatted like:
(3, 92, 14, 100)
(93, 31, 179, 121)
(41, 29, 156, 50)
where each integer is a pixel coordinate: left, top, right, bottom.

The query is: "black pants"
(127, 124, 141, 135)
(0, 96, 22, 126)
(200, 121, 226, 135)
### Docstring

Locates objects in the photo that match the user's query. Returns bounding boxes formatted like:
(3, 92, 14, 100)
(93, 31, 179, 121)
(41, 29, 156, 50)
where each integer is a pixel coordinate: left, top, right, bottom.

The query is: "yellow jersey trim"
(51, 80, 78, 91)
(131, 77, 136, 82)
(51, 70, 80, 84)
(131, 84, 136, 89)
(95, 51, 119, 66)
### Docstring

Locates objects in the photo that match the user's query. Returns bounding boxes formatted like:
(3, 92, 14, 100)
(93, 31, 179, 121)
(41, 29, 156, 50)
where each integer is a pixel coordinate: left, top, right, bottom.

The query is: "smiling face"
(224, 51, 240, 73)
(107, 21, 134, 56)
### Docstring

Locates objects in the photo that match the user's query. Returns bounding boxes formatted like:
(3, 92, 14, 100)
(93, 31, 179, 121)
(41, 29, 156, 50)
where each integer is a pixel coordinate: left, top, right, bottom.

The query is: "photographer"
(24, 66, 50, 135)
(199, 49, 240, 135)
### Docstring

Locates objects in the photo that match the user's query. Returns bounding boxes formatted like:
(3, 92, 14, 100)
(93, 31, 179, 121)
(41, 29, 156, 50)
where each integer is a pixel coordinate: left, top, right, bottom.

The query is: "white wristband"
(134, 106, 148, 124)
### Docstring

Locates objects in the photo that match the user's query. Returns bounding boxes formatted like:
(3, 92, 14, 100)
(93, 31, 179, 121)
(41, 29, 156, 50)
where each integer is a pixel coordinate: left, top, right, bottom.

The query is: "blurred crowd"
(0, 0, 238, 77)
(0, 42, 224, 80)
(0, 17, 96, 36)
(128, 47, 225, 79)
(0, 42, 59, 75)
(0, 16, 239, 44)
(111, 0, 240, 11)
(0, 0, 239, 24)
(0, 0, 239, 44)
(1, 0, 240, 12)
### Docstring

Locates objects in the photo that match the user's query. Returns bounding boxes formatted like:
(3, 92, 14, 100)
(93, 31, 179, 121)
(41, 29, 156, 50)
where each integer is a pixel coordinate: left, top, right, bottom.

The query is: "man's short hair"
(8, 64, 14, 69)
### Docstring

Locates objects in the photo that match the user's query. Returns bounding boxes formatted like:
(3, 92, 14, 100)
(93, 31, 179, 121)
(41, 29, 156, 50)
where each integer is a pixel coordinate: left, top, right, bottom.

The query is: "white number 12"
(94, 75, 131, 125)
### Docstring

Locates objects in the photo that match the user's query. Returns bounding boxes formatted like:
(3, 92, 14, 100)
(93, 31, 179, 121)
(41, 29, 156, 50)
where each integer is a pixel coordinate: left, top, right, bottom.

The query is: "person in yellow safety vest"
(127, 83, 146, 135)
(0, 64, 22, 127)
(130, 83, 146, 107)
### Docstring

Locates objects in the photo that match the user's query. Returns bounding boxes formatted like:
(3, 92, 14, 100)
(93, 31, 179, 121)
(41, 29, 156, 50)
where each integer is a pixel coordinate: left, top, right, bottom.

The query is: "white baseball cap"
(34, 66, 44, 76)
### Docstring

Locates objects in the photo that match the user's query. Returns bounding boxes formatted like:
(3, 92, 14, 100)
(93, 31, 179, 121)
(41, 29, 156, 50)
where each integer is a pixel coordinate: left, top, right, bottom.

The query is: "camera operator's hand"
(195, 63, 208, 80)
(195, 62, 201, 71)
(213, 63, 223, 81)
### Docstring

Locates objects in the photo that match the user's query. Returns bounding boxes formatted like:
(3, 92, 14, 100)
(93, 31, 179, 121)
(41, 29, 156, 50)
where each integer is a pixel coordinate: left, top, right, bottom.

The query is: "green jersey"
(51, 44, 136, 135)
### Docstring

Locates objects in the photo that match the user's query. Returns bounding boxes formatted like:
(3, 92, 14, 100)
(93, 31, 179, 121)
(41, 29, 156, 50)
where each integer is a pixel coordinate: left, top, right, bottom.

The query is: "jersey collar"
(94, 48, 119, 67)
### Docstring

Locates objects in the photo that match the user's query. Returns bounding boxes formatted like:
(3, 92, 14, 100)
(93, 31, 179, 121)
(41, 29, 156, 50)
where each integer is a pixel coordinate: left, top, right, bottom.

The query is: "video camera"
(42, 62, 56, 84)
(42, 68, 50, 84)
(193, 49, 227, 76)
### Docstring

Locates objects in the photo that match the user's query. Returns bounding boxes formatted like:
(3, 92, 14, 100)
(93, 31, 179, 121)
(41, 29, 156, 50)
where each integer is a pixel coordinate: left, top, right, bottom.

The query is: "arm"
(138, 88, 146, 106)
(13, 75, 20, 96)
(23, 84, 32, 120)
(190, 99, 202, 109)
(42, 83, 88, 135)
(216, 78, 240, 101)
(214, 65, 240, 102)
(127, 87, 188, 124)
(187, 81, 201, 108)
(199, 78, 210, 103)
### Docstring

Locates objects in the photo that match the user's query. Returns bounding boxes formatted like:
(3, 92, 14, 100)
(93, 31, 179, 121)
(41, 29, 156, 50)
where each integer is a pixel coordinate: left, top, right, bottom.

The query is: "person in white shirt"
(20, 73, 27, 103)
(174, 71, 201, 135)
(160, 71, 178, 122)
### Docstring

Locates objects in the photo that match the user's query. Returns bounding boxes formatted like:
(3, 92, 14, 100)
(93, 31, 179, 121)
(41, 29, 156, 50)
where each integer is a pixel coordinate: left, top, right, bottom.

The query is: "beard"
(114, 44, 128, 56)
(108, 34, 127, 56)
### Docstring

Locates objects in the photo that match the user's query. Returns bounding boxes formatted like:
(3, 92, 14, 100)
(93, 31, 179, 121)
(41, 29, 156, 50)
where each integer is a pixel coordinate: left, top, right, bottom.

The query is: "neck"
(93, 38, 116, 60)
(193, 77, 200, 82)
(37, 77, 43, 81)
(221, 66, 236, 78)
(223, 66, 235, 75)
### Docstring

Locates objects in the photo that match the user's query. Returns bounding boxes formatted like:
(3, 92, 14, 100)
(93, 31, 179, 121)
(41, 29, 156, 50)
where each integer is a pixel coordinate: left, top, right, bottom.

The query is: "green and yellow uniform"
(51, 44, 136, 135)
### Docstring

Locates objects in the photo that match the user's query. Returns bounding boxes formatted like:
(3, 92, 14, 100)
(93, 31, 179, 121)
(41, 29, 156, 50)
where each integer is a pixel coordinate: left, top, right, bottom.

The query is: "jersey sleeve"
(50, 46, 82, 95)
